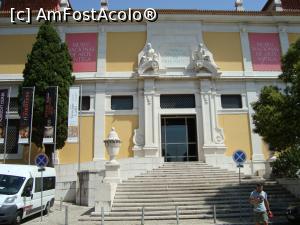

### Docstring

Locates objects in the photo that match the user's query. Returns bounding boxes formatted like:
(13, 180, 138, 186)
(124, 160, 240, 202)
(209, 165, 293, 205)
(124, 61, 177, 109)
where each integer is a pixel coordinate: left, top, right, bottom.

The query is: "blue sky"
(70, 0, 267, 11)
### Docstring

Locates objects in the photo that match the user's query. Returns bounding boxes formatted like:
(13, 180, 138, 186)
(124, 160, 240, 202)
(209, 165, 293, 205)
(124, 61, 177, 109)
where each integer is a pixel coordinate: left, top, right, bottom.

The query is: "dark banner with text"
(0, 89, 8, 144)
(18, 87, 34, 144)
(43, 87, 58, 144)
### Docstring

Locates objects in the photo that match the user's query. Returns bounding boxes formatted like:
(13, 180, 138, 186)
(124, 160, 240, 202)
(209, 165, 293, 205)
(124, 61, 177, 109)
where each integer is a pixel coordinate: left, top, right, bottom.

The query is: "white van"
(0, 164, 56, 225)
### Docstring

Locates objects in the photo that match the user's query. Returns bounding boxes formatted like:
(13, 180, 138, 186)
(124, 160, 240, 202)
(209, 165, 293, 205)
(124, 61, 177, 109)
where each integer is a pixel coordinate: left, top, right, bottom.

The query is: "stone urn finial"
(104, 127, 121, 164)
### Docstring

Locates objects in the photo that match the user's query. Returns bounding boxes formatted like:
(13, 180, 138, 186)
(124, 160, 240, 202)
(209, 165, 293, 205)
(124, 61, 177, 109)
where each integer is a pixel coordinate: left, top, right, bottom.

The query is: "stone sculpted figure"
(138, 43, 159, 75)
(192, 43, 219, 75)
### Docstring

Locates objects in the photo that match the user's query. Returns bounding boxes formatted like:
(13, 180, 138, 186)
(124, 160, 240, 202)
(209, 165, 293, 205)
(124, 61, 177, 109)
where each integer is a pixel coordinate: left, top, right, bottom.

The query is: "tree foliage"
(19, 22, 74, 160)
(271, 147, 300, 178)
(252, 38, 300, 151)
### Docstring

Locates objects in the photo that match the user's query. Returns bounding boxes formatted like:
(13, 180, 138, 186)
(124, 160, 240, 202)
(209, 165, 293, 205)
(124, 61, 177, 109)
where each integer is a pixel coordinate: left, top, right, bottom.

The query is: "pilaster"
(278, 24, 290, 55)
(239, 25, 253, 73)
(93, 83, 106, 161)
(143, 78, 159, 157)
(246, 82, 265, 162)
(97, 26, 106, 76)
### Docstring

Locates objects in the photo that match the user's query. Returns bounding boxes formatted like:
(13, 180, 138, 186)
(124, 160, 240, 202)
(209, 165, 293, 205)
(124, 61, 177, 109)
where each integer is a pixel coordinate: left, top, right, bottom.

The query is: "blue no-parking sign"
(233, 150, 247, 165)
(35, 153, 49, 168)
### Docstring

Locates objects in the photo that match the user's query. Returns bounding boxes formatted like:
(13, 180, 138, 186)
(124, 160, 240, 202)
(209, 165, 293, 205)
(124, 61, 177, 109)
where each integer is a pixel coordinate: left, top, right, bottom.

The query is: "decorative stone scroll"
(214, 127, 225, 145)
(192, 44, 221, 77)
(138, 43, 160, 75)
(132, 129, 144, 151)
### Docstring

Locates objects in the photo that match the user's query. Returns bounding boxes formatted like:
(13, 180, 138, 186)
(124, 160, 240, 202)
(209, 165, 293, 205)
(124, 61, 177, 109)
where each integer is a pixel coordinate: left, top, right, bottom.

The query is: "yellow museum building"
(0, 0, 300, 178)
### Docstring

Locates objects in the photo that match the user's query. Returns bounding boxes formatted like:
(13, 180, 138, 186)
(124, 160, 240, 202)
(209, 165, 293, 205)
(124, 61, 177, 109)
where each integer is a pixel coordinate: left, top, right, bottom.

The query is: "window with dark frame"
(34, 176, 56, 192)
(0, 119, 19, 154)
(221, 95, 243, 109)
(111, 96, 133, 110)
(80, 96, 91, 111)
(9, 97, 18, 112)
(160, 95, 195, 109)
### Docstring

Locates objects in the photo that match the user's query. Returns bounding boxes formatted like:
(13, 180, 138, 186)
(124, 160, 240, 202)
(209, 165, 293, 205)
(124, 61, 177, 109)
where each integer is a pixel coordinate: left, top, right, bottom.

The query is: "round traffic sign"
(35, 153, 49, 168)
(233, 150, 247, 164)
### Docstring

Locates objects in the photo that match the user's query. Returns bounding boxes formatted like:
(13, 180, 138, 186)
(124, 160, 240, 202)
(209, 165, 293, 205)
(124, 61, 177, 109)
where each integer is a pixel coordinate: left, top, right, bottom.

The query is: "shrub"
(271, 147, 300, 178)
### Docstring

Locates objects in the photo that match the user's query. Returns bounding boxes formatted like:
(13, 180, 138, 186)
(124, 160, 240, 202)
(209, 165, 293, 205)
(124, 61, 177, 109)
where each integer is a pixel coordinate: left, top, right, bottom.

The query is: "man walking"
(249, 183, 272, 225)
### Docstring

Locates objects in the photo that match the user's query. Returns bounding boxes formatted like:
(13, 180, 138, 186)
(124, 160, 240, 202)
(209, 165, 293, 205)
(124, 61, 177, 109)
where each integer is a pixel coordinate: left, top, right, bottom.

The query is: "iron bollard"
(213, 205, 216, 224)
(176, 206, 179, 225)
(101, 207, 105, 225)
(65, 205, 68, 225)
(141, 207, 145, 225)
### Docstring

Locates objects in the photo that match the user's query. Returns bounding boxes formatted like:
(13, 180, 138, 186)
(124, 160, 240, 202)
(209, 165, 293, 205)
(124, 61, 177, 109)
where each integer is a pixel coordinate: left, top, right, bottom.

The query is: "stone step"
(117, 183, 280, 189)
(107, 208, 287, 217)
(113, 194, 293, 203)
(114, 190, 293, 197)
(137, 172, 243, 176)
(117, 187, 283, 195)
(114, 190, 293, 198)
(129, 175, 243, 179)
(112, 199, 297, 208)
(98, 162, 298, 222)
(85, 211, 287, 221)
(111, 204, 289, 212)
(121, 180, 264, 185)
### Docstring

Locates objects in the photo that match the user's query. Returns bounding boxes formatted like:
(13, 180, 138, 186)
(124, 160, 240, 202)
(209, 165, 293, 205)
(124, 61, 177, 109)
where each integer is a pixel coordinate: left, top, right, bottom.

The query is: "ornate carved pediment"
(192, 44, 221, 77)
(138, 43, 160, 76)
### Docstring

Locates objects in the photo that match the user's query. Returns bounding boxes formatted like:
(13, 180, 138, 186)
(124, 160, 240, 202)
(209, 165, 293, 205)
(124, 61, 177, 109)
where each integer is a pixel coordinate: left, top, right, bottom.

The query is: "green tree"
(252, 38, 300, 151)
(19, 22, 74, 164)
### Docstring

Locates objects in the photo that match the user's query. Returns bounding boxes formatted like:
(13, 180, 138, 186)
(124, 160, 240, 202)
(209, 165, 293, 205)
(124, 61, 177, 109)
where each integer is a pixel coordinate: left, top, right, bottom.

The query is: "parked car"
(286, 203, 300, 223)
(0, 164, 56, 225)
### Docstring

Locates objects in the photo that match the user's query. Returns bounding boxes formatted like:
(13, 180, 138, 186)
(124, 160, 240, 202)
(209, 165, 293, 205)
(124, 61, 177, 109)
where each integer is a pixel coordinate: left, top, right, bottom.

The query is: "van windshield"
(0, 174, 26, 195)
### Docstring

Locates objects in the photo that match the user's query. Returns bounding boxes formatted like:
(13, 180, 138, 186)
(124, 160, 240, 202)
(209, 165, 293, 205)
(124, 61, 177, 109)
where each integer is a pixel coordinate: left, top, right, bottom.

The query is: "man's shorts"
(253, 211, 269, 223)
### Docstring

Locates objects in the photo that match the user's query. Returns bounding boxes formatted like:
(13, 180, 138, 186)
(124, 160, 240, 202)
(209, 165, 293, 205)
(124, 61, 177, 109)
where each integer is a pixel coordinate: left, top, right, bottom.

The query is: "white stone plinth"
(103, 162, 121, 184)
(143, 146, 159, 157)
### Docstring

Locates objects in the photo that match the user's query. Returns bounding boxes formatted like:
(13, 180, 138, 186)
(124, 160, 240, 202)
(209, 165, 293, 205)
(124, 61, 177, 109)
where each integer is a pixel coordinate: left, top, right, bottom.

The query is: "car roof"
(0, 164, 55, 177)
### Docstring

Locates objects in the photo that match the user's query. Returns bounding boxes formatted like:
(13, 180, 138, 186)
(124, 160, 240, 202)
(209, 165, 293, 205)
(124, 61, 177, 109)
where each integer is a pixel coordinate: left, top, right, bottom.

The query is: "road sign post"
(232, 150, 247, 222)
(35, 153, 49, 222)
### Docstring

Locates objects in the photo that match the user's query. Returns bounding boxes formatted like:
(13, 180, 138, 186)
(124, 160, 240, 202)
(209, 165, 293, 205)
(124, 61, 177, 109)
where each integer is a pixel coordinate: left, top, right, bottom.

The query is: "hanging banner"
(0, 89, 8, 144)
(43, 87, 58, 144)
(18, 87, 34, 144)
(67, 86, 80, 143)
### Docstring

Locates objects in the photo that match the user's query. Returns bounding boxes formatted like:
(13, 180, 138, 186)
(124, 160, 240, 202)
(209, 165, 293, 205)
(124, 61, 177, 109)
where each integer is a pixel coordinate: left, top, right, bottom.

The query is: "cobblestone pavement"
(22, 202, 211, 225)
(22, 202, 289, 225)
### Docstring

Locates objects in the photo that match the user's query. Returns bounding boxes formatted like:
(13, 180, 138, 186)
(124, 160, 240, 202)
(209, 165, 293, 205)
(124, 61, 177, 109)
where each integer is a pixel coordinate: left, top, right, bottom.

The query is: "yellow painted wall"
(105, 115, 138, 159)
(4, 144, 44, 165)
(0, 35, 36, 74)
(106, 32, 146, 72)
(58, 116, 94, 164)
(203, 32, 244, 71)
(288, 33, 300, 45)
(261, 141, 271, 160)
(218, 114, 252, 159)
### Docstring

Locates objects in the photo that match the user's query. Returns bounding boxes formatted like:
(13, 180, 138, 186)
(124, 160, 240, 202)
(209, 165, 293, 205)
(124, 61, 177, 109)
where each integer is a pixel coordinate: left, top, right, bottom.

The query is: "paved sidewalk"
(23, 202, 289, 225)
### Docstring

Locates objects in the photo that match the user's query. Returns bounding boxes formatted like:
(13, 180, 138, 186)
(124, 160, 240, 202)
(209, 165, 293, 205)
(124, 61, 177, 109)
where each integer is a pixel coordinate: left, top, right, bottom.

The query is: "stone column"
(142, 78, 159, 157)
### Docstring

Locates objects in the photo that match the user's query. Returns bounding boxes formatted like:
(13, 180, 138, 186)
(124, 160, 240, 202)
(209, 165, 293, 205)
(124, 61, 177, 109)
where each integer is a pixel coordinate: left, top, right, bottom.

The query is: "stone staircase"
(88, 162, 299, 222)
